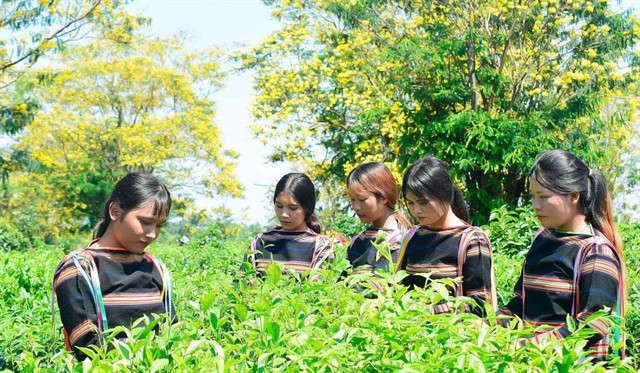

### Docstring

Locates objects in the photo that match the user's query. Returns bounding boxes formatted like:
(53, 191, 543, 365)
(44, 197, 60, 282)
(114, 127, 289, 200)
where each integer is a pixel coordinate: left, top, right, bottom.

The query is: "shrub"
(482, 204, 539, 257)
(1, 222, 638, 371)
(325, 213, 367, 238)
(0, 218, 30, 251)
(618, 222, 640, 358)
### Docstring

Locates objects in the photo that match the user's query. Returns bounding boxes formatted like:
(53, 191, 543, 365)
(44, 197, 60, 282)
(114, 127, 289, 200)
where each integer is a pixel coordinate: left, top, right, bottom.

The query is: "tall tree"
(0, 1, 142, 201)
(1, 0, 140, 89)
(244, 0, 639, 220)
(5, 35, 241, 238)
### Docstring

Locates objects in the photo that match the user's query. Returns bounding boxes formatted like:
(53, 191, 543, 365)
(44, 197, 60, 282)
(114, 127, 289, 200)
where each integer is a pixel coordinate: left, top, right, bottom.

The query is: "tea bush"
(324, 213, 367, 238)
(482, 204, 539, 258)
(0, 221, 638, 371)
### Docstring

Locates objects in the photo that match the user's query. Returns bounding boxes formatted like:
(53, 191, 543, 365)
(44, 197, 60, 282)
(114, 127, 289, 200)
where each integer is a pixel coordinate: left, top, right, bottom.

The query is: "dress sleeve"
(152, 258, 178, 324)
(53, 254, 100, 360)
(461, 230, 494, 315)
(395, 227, 416, 273)
(430, 229, 494, 316)
(516, 244, 620, 348)
(387, 230, 404, 266)
(311, 235, 335, 269)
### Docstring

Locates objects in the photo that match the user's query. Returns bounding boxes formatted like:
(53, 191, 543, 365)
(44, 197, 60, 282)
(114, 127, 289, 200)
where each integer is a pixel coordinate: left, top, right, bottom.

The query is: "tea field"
(1, 220, 639, 372)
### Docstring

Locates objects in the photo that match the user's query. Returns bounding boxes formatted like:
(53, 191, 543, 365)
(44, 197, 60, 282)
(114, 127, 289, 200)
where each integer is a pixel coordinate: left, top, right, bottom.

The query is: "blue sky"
(128, 0, 286, 225)
(128, 0, 639, 225)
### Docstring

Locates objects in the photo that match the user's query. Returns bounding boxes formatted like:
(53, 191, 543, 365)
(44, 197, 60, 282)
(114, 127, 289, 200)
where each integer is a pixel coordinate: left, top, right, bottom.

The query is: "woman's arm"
(53, 255, 101, 360)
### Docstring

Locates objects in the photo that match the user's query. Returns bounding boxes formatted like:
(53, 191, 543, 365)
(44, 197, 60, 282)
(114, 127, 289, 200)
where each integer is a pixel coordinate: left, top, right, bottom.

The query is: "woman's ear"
(108, 202, 122, 221)
(570, 191, 581, 206)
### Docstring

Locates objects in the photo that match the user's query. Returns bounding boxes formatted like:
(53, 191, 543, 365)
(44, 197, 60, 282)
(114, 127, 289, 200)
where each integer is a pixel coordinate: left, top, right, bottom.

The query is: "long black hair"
(529, 149, 622, 251)
(274, 173, 322, 233)
(94, 173, 172, 238)
(402, 156, 469, 222)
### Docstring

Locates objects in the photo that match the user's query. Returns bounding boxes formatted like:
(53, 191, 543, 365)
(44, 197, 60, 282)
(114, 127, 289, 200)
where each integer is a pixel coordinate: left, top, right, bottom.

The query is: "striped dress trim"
(52, 242, 174, 360)
(497, 228, 623, 361)
(245, 227, 335, 276)
(395, 225, 494, 315)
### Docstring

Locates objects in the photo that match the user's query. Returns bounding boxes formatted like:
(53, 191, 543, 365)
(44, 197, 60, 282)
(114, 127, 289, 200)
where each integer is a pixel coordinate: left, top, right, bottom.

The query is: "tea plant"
(482, 204, 539, 257)
(0, 222, 638, 372)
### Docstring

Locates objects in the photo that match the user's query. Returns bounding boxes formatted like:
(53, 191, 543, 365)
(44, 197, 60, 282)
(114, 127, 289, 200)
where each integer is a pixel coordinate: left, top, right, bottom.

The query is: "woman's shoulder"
(352, 226, 385, 240)
(415, 224, 471, 235)
(53, 244, 96, 280)
(583, 229, 619, 260)
(536, 227, 601, 245)
(464, 225, 490, 239)
(351, 225, 406, 243)
(314, 233, 335, 252)
(55, 243, 93, 266)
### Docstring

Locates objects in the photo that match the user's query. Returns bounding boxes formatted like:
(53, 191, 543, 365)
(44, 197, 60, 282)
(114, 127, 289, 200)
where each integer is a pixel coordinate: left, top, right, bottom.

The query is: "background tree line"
(243, 0, 640, 223)
(1, 1, 240, 241)
(0, 0, 638, 243)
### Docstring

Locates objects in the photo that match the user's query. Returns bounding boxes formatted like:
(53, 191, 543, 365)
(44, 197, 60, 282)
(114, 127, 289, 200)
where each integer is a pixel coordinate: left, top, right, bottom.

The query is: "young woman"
(52, 173, 174, 360)
(497, 150, 626, 361)
(395, 156, 495, 315)
(346, 162, 410, 278)
(245, 173, 334, 276)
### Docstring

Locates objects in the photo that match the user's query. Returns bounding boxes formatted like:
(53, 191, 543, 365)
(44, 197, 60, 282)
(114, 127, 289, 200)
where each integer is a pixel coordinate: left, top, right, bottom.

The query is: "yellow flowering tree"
(244, 0, 639, 220)
(1, 0, 140, 89)
(5, 35, 241, 238)
(1, 1, 141, 206)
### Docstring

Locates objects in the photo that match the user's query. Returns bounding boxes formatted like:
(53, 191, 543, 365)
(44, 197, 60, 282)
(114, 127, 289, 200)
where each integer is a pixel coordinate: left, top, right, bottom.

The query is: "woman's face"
(348, 188, 389, 228)
(530, 178, 581, 231)
(275, 192, 308, 232)
(404, 191, 448, 229)
(109, 200, 166, 254)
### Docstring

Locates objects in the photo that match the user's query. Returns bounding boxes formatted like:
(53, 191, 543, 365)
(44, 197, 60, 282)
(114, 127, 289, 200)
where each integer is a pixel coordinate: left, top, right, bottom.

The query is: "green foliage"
(1, 33, 241, 240)
(1, 222, 639, 371)
(482, 204, 539, 257)
(0, 217, 30, 251)
(1, 0, 145, 89)
(324, 212, 367, 238)
(244, 0, 640, 220)
(0, 98, 38, 135)
(195, 221, 243, 250)
(51, 168, 123, 231)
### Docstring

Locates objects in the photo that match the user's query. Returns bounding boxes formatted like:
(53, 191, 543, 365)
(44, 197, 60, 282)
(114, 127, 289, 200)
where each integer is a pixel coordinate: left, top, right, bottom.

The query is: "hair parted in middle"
(402, 155, 469, 222)
(274, 172, 322, 233)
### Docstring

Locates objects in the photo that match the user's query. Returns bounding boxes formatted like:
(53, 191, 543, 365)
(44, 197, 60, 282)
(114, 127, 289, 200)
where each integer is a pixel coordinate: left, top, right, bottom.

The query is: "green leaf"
(150, 358, 169, 373)
(234, 304, 248, 322)
(201, 292, 217, 312)
(265, 320, 281, 342)
(210, 311, 219, 331)
(266, 262, 282, 284)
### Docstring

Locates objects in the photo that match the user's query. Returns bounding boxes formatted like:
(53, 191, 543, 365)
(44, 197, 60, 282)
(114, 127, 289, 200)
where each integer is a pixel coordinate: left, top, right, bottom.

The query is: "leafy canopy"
(244, 0, 640, 220)
(4, 34, 241, 237)
(1, 0, 142, 89)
